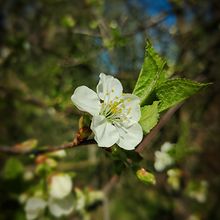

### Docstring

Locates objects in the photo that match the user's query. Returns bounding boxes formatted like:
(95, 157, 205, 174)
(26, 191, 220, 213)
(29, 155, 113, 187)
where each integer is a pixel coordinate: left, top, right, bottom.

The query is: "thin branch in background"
(71, 12, 170, 39)
(135, 104, 182, 153)
(123, 11, 170, 37)
(0, 139, 96, 156)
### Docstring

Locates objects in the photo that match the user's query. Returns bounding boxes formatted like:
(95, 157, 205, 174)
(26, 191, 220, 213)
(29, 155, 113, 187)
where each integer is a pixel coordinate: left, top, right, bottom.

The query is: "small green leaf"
(156, 78, 210, 112)
(3, 158, 24, 179)
(139, 101, 159, 134)
(136, 168, 156, 185)
(133, 41, 167, 105)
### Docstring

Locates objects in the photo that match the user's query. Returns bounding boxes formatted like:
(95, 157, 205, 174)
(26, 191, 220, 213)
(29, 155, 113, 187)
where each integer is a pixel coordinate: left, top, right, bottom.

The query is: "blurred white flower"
(154, 142, 174, 171)
(19, 193, 28, 204)
(25, 197, 47, 220)
(71, 73, 143, 150)
(49, 173, 72, 199)
(23, 171, 34, 181)
(186, 180, 208, 203)
(167, 168, 182, 190)
(161, 142, 173, 152)
(48, 194, 74, 217)
(75, 188, 86, 211)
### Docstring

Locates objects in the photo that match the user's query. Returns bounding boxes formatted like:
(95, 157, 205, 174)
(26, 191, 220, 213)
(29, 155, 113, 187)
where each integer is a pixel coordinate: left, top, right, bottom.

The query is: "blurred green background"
(0, 0, 219, 219)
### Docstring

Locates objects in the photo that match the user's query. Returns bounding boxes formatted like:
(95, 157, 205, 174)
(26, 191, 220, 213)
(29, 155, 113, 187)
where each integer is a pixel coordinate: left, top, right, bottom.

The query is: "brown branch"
(71, 12, 170, 39)
(103, 175, 120, 195)
(135, 104, 182, 153)
(0, 139, 96, 156)
(123, 12, 170, 37)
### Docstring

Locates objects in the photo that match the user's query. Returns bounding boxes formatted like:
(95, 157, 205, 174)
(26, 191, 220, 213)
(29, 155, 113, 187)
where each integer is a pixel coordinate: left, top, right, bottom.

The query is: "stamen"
(100, 97, 132, 124)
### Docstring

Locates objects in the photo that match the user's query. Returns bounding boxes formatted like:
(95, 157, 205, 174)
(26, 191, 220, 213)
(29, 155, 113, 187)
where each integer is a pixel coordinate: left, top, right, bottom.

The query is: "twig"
(135, 104, 182, 153)
(123, 12, 170, 37)
(0, 139, 96, 156)
(103, 175, 120, 195)
(71, 12, 170, 39)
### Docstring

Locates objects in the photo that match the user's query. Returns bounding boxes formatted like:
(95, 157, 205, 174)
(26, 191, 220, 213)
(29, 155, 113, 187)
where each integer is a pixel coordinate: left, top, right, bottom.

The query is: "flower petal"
(91, 115, 119, 147)
(49, 174, 72, 199)
(121, 93, 141, 126)
(117, 123, 143, 150)
(25, 197, 47, 220)
(71, 86, 101, 116)
(154, 151, 173, 171)
(48, 194, 74, 217)
(96, 73, 123, 103)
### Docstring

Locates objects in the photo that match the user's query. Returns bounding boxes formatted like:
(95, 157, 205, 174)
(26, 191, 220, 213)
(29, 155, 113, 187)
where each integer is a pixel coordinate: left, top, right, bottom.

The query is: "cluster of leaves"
(133, 42, 209, 135)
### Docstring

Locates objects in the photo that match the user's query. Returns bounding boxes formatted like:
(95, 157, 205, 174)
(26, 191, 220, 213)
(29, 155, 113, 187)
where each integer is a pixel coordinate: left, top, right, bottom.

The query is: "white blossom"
(48, 194, 74, 217)
(25, 197, 47, 220)
(154, 142, 174, 171)
(49, 173, 72, 199)
(186, 180, 208, 203)
(71, 73, 143, 150)
(75, 188, 86, 211)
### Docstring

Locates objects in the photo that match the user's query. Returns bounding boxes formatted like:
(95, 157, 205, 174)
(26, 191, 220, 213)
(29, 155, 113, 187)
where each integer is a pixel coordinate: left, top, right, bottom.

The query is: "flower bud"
(136, 168, 156, 185)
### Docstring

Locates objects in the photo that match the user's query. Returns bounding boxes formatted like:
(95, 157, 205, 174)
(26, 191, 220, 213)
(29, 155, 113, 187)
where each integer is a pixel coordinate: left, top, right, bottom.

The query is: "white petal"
(161, 142, 173, 152)
(96, 73, 123, 103)
(154, 151, 173, 171)
(48, 194, 74, 217)
(91, 115, 119, 147)
(71, 86, 101, 116)
(121, 93, 141, 126)
(49, 174, 72, 199)
(117, 123, 143, 150)
(75, 188, 86, 211)
(25, 197, 47, 220)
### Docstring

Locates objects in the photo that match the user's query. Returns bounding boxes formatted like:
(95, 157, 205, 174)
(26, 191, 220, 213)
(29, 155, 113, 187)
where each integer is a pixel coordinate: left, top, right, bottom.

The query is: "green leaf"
(156, 78, 210, 112)
(136, 168, 156, 185)
(3, 158, 24, 179)
(133, 41, 167, 105)
(139, 101, 159, 134)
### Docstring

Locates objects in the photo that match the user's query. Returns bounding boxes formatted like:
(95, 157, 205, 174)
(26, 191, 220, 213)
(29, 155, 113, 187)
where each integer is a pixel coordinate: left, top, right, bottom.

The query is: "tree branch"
(0, 139, 96, 156)
(135, 104, 182, 153)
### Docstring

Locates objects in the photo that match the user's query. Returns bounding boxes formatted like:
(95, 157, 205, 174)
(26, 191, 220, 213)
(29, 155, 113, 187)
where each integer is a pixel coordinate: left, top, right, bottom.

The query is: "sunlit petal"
(117, 123, 143, 150)
(25, 197, 47, 220)
(97, 73, 123, 103)
(121, 93, 141, 126)
(71, 86, 101, 116)
(48, 194, 74, 217)
(49, 174, 72, 199)
(91, 115, 119, 147)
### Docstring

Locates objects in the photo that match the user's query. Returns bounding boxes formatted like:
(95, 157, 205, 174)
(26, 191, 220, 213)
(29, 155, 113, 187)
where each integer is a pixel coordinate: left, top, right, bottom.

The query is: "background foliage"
(0, 0, 219, 219)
